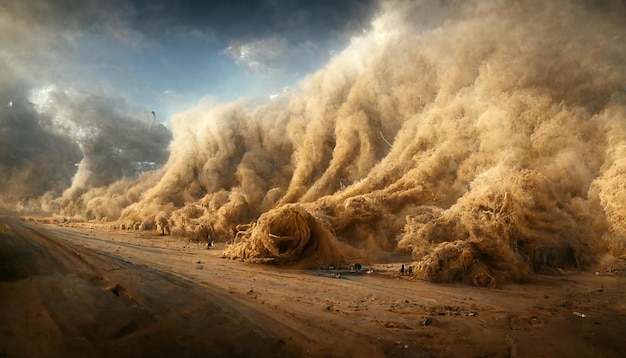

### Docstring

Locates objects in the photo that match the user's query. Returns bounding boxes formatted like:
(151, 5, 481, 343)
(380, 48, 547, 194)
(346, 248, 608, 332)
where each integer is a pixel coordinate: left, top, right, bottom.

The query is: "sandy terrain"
(1, 216, 625, 357)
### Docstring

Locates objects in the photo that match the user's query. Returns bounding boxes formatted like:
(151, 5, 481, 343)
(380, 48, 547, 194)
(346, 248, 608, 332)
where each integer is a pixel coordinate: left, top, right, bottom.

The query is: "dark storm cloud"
(129, 0, 378, 42)
(0, 0, 173, 209)
(116, 0, 380, 75)
(0, 61, 82, 205)
(31, 86, 172, 188)
(1, 0, 378, 49)
(0, 76, 171, 208)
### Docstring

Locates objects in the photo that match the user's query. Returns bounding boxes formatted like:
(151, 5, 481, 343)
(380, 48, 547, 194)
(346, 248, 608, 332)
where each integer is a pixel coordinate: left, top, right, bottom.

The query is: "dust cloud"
(19, 0, 626, 284)
(1, 85, 172, 217)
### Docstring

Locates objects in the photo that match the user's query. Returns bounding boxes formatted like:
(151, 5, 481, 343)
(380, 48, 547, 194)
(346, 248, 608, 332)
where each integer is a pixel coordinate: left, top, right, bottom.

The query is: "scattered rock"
(379, 320, 411, 329)
(106, 283, 125, 297)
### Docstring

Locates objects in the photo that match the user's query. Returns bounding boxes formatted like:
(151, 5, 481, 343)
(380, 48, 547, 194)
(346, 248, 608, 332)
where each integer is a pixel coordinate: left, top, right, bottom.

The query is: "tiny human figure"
(407, 266, 413, 276)
(400, 264, 405, 276)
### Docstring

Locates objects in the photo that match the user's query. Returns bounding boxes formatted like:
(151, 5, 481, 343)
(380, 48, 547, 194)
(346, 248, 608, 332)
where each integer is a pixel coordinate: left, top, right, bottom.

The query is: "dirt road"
(1, 216, 625, 357)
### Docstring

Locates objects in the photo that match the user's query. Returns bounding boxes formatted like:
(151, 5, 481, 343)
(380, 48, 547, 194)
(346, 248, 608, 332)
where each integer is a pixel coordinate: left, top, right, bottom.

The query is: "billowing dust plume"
(50, 0, 626, 284)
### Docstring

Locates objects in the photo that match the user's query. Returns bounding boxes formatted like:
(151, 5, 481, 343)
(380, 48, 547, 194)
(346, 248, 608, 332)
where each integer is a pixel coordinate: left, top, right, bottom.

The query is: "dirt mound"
(401, 170, 606, 286)
(223, 205, 348, 267)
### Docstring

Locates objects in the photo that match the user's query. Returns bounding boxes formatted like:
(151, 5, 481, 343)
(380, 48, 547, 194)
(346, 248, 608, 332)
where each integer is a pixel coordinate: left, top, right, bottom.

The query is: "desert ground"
(1, 215, 625, 357)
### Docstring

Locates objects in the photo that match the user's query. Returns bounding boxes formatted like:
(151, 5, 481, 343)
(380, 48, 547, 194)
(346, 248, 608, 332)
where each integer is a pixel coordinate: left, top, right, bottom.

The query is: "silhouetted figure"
(408, 266, 413, 276)
(400, 264, 405, 275)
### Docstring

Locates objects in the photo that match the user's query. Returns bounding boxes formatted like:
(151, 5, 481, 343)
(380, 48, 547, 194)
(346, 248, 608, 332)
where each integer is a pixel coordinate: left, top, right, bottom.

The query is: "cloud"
(186, 28, 217, 43)
(0, 67, 83, 205)
(28, 85, 172, 185)
(224, 36, 288, 73)
(0, 72, 171, 212)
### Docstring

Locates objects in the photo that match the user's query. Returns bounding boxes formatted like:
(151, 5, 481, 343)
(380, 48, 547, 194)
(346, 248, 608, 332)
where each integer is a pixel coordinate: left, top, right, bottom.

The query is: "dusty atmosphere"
(2, 0, 626, 356)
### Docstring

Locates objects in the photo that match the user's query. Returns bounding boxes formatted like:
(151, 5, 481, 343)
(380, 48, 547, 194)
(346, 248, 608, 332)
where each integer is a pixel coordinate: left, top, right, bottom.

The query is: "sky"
(1, 0, 379, 121)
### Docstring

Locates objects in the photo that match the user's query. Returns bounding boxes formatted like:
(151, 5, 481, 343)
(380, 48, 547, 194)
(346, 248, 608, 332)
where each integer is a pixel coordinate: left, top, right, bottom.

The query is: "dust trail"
(50, 0, 626, 283)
